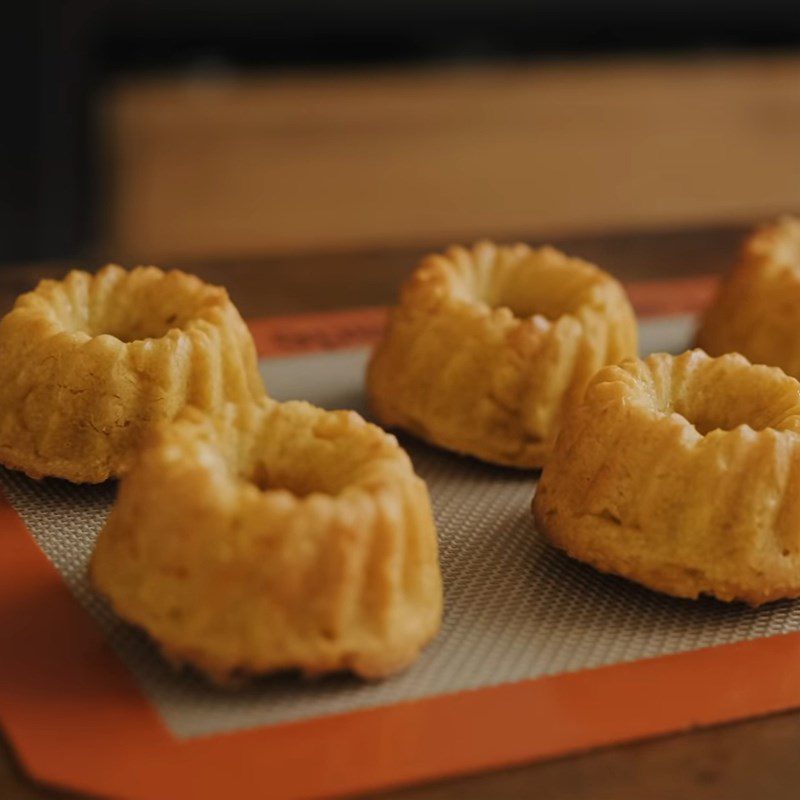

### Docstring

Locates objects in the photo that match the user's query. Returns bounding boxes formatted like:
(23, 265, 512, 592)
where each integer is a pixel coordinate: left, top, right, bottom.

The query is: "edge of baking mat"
(245, 273, 719, 357)
(8, 272, 795, 800)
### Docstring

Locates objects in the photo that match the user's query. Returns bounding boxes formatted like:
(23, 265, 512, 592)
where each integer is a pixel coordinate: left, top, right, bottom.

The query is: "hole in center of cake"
(86, 273, 215, 342)
(492, 294, 561, 321)
(249, 460, 334, 498)
(482, 253, 596, 321)
(490, 281, 580, 321)
(671, 365, 800, 435)
(677, 408, 763, 436)
(102, 311, 191, 342)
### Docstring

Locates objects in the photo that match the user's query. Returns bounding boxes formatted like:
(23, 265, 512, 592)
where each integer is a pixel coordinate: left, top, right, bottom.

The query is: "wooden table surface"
(3, 221, 799, 800)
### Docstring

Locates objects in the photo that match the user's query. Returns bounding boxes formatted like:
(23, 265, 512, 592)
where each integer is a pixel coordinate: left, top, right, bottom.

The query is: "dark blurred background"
(4, 1, 800, 265)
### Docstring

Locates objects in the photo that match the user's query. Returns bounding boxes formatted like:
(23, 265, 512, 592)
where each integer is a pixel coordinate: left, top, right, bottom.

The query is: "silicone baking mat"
(4, 275, 800, 799)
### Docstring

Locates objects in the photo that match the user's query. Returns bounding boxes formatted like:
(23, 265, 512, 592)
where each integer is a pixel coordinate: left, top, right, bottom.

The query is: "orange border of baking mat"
(246, 274, 719, 357)
(8, 272, 796, 800)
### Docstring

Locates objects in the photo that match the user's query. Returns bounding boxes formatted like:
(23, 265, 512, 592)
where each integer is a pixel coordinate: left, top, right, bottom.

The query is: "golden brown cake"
(367, 241, 638, 468)
(697, 216, 800, 377)
(90, 399, 443, 682)
(534, 349, 800, 605)
(0, 264, 265, 483)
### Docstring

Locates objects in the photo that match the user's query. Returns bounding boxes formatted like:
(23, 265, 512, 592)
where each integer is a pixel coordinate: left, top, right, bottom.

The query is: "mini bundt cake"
(367, 241, 638, 468)
(90, 399, 443, 682)
(697, 216, 800, 377)
(0, 265, 265, 483)
(534, 349, 800, 605)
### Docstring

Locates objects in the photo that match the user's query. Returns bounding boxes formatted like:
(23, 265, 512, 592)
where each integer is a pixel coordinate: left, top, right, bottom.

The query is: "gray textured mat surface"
(5, 313, 796, 741)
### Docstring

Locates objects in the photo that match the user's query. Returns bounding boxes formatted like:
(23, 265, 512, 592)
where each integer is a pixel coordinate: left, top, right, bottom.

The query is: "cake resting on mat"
(368, 241, 637, 469)
(534, 349, 800, 605)
(0, 265, 265, 483)
(91, 399, 443, 683)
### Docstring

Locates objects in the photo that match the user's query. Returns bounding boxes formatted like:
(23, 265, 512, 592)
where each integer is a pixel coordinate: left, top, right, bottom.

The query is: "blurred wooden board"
(104, 54, 800, 261)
